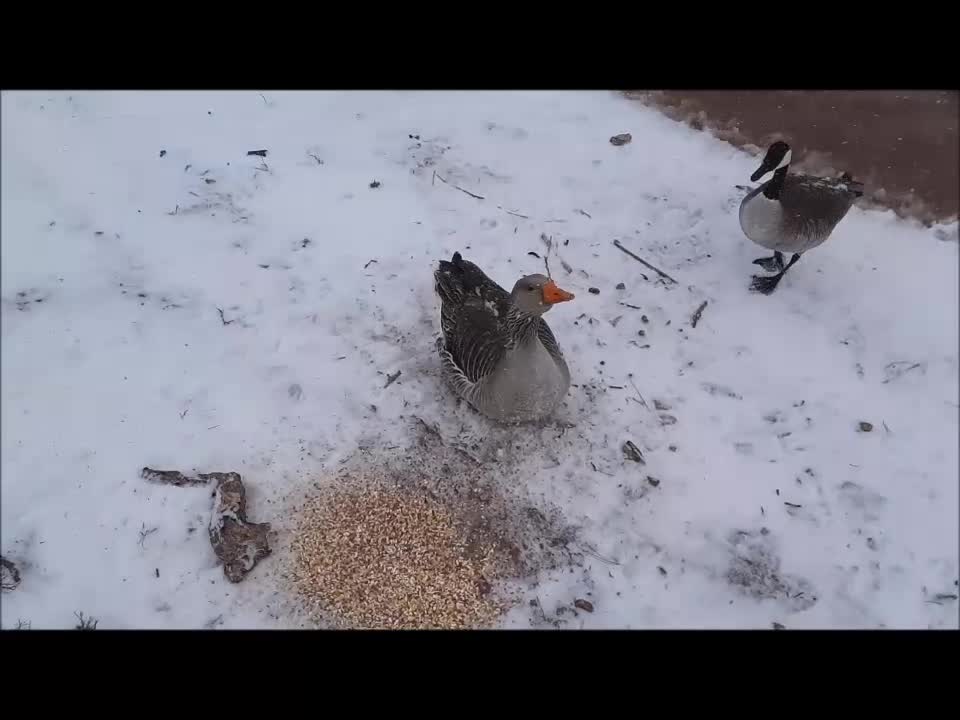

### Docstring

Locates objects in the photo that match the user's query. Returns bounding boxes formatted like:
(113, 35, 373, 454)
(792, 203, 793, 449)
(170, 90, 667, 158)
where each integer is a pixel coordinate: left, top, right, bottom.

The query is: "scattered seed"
(588, 287, 600, 295)
(858, 421, 874, 432)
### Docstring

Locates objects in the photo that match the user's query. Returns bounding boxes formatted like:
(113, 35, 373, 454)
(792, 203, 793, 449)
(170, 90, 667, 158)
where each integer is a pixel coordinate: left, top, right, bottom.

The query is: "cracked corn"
(290, 487, 499, 629)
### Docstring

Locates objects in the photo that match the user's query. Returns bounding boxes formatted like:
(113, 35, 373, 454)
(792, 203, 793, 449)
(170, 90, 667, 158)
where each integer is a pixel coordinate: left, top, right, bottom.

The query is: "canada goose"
(739, 140, 864, 294)
(434, 252, 575, 423)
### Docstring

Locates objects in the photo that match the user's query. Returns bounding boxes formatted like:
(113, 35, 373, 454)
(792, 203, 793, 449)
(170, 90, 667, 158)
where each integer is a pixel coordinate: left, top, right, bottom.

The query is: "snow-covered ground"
(2, 90, 957, 630)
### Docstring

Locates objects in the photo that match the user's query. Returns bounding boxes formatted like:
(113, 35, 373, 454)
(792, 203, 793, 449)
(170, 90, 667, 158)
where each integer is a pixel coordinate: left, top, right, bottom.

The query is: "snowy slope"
(1, 90, 957, 629)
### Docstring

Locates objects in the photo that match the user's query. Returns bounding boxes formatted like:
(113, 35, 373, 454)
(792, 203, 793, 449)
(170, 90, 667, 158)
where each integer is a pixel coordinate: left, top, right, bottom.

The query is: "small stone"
(858, 421, 874, 433)
(638, 329, 646, 337)
(588, 287, 600, 295)
(653, 399, 670, 411)
(657, 566, 667, 576)
(369, 180, 381, 189)
(641, 315, 649, 324)
(615, 282, 626, 290)
(646, 476, 661, 488)
(159, 149, 167, 158)
(574, 598, 594, 612)
(609, 133, 632, 146)
(668, 445, 678, 452)
(772, 622, 786, 630)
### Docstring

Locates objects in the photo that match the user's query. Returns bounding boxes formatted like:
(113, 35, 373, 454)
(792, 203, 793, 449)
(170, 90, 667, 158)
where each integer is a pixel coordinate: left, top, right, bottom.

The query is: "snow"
(2, 90, 957, 630)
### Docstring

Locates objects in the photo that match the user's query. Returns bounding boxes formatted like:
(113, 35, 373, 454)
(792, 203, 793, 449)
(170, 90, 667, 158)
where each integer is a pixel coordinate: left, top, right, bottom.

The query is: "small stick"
(613, 239, 678, 284)
(503, 208, 529, 219)
(576, 209, 592, 219)
(364, 259, 378, 269)
(141, 467, 209, 487)
(246, 149, 268, 157)
(308, 153, 323, 165)
(628, 377, 649, 408)
(216, 308, 236, 326)
(691, 300, 708, 328)
(384, 370, 401, 388)
(435, 173, 484, 200)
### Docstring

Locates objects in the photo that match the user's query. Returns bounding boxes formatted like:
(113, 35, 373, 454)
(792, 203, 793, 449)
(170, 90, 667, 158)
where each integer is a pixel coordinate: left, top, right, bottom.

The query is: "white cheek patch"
(755, 168, 776, 184)
(776, 149, 792, 169)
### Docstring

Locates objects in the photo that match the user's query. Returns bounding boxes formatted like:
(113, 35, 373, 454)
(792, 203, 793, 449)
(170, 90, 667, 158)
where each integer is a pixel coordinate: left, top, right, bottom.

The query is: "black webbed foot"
(751, 252, 784, 273)
(750, 272, 785, 295)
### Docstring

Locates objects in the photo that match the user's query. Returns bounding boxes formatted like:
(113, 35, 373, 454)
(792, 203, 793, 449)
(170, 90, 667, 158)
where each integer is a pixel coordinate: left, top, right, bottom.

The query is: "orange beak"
(542, 280, 575, 304)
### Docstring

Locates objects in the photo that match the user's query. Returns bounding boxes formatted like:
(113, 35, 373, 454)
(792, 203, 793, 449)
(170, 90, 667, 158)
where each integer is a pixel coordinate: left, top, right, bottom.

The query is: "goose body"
(739, 141, 863, 294)
(433, 252, 574, 423)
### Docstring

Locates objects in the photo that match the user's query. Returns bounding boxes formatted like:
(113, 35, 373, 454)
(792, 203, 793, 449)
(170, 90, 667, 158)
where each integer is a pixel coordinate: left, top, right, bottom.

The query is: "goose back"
(740, 174, 863, 253)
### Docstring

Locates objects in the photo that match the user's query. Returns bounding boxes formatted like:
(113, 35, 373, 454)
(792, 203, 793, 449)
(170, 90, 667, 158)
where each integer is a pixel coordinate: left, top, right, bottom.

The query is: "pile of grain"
(290, 486, 501, 630)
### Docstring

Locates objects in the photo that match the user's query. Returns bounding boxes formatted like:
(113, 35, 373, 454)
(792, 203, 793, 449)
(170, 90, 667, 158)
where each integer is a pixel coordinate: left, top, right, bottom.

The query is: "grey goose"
(739, 140, 864, 294)
(434, 252, 575, 423)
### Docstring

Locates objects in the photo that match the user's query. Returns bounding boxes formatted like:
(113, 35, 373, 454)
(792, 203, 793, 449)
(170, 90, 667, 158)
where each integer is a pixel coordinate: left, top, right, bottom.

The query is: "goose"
(739, 140, 864, 294)
(433, 252, 575, 423)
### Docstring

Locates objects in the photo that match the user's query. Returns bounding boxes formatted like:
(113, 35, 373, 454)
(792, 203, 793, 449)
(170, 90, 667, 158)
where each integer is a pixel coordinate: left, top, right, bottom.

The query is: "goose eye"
(527, 285, 536, 292)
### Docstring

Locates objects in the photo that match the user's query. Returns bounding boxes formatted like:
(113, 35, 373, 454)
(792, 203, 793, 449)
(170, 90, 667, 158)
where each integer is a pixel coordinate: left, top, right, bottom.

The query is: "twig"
(138, 523, 158, 549)
(620, 302, 642, 310)
(577, 542, 621, 566)
(74, 611, 98, 630)
(575, 209, 592, 219)
(216, 308, 236, 326)
(141, 467, 210, 487)
(691, 300, 708, 328)
(613, 239, 678, 284)
(435, 173, 485, 200)
(543, 254, 552, 279)
(504, 208, 529, 219)
(364, 259, 378, 269)
(258, 93, 269, 106)
(628, 377, 649, 409)
(384, 370, 401, 388)
(246, 149, 268, 157)
(308, 153, 324, 165)
(432, 170, 436, 186)
(180, 408, 189, 420)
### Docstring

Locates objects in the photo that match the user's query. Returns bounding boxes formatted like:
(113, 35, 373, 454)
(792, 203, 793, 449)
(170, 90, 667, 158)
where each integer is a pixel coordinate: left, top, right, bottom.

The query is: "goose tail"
(840, 172, 865, 197)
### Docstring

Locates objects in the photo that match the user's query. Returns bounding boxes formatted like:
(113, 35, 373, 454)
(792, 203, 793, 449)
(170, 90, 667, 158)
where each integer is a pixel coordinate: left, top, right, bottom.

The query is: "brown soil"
(627, 90, 958, 226)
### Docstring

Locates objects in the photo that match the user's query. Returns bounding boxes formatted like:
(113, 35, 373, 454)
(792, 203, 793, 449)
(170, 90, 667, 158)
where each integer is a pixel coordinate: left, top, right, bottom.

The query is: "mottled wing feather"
(780, 175, 859, 234)
(537, 319, 564, 362)
(446, 298, 511, 384)
(434, 254, 513, 386)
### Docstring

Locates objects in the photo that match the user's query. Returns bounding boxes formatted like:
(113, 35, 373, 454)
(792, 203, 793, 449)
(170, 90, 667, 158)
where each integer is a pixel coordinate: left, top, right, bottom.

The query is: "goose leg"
(751, 251, 785, 273)
(750, 253, 801, 295)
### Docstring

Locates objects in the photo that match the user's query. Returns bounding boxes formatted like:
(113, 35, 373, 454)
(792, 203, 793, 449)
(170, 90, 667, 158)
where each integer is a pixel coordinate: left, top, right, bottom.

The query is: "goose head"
(750, 140, 793, 182)
(510, 274, 575, 315)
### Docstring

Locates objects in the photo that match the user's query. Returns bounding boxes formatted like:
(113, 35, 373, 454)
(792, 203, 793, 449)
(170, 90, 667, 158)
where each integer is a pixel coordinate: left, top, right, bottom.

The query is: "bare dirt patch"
(629, 90, 958, 227)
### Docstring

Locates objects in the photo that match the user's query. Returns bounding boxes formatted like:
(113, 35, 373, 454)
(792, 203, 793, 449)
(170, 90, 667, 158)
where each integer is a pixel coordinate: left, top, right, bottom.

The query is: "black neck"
(762, 166, 789, 200)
